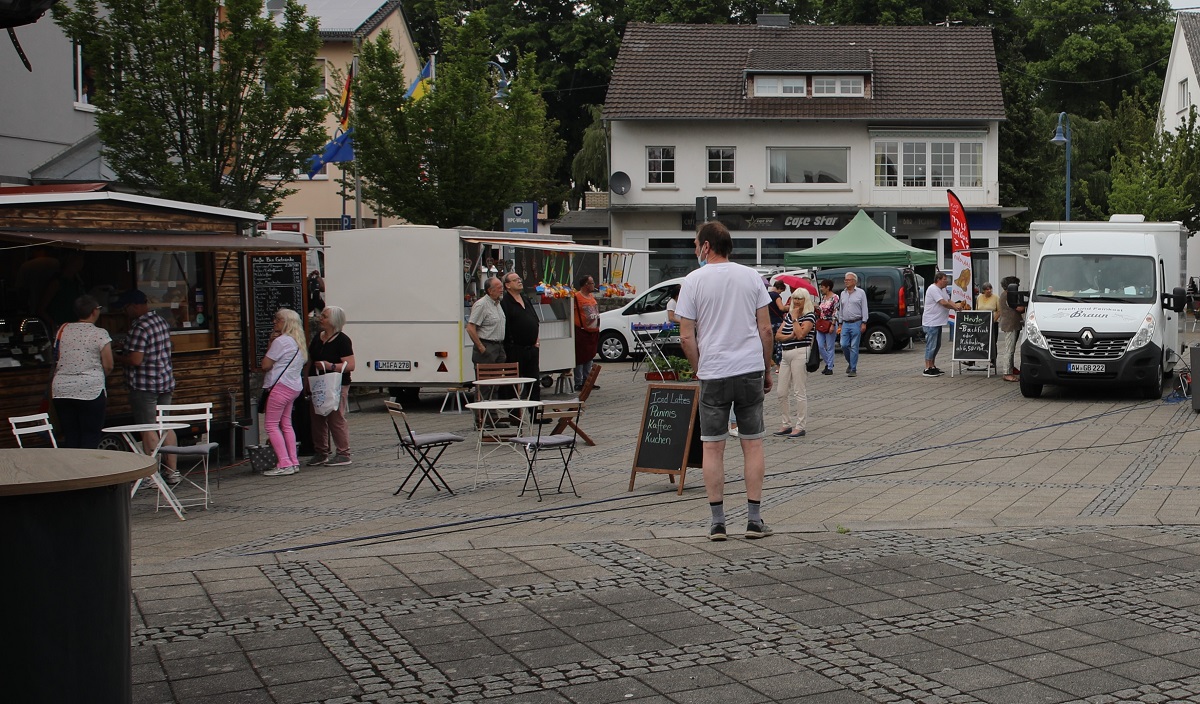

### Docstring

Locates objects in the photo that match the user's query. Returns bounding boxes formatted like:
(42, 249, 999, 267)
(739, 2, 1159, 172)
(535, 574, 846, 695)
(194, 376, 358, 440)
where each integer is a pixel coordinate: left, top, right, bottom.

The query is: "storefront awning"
(0, 230, 322, 252)
(460, 236, 650, 254)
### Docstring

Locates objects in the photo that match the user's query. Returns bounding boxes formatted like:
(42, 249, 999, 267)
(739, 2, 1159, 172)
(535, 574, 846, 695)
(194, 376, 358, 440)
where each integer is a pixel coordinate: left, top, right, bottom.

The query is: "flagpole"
(351, 52, 361, 229)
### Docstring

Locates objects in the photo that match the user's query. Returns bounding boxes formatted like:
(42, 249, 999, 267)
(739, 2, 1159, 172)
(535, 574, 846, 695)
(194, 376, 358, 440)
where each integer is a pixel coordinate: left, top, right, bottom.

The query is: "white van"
(597, 278, 685, 361)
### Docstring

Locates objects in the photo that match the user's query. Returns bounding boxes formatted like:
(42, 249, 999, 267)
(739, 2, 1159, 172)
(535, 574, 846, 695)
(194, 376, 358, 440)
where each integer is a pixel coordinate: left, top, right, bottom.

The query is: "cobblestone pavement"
(128, 337, 1200, 703)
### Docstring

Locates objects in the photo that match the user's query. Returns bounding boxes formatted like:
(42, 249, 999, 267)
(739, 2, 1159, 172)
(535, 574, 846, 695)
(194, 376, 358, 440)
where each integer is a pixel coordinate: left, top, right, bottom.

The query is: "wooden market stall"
(0, 184, 313, 451)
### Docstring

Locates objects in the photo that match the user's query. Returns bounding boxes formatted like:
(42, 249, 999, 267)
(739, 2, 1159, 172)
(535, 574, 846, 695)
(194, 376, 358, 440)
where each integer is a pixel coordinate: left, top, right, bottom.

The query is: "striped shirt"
(124, 311, 175, 393)
(779, 312, 816, 350)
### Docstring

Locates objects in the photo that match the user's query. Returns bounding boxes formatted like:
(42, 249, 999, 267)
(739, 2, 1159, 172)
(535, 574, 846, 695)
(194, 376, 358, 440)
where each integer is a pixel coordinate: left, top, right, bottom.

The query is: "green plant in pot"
(666, 356, 693, 381)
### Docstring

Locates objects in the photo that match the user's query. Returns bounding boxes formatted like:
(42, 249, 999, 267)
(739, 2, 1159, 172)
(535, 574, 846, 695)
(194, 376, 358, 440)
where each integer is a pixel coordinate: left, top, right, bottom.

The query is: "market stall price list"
(249, 254, 305, 366)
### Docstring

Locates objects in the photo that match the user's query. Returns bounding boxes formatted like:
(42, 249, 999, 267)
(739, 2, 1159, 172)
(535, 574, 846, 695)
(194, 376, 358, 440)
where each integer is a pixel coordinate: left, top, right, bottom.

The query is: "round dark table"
(0, 448, 157, 704)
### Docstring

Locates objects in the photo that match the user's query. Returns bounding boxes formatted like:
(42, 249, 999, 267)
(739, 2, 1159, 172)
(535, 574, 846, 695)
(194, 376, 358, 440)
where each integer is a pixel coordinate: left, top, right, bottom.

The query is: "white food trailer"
(325, 225, 646, 401)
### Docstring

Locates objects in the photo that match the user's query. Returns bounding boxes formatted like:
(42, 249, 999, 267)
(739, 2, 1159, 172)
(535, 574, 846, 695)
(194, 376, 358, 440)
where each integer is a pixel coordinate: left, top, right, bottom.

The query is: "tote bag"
(805, 342, 821, 373)
(309, 364, 344, 416)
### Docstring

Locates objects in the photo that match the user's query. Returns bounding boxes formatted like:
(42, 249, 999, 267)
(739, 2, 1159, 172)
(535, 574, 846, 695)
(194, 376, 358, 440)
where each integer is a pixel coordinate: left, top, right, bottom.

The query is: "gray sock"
(747, 500, 762, 524)
(710, 501, 725, 526)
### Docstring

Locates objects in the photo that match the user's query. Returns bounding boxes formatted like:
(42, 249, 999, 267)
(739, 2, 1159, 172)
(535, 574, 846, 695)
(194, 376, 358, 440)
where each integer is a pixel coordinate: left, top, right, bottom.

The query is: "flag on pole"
(404, 57, 434, 102)
(306, 129, 354, 179)
(338, 63, 354, 131)
(946, 189, 973, 319)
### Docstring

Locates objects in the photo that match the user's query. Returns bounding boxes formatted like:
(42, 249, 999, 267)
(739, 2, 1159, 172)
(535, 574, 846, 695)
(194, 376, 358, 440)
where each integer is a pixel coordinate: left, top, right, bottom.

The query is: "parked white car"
(597, 277, 685, 361)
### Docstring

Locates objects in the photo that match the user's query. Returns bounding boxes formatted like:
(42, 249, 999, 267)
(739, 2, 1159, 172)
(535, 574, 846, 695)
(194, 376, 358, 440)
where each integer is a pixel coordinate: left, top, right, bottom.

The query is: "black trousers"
(504, 344, 541, 401)
(54, 391, 107, 449)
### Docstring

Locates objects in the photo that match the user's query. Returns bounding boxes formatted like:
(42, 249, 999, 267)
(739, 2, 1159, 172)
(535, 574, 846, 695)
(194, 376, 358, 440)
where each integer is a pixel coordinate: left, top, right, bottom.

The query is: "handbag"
(805, 341, 821, 373)
(246, 444, 278, 473)
(309, 363, 344, 417)
(259, 347, 299, 414)
(815, 318, 833, 333)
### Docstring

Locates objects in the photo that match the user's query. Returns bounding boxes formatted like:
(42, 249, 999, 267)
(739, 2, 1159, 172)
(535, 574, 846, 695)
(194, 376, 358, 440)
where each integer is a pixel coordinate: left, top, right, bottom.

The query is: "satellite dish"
(610, 171, 631, 196)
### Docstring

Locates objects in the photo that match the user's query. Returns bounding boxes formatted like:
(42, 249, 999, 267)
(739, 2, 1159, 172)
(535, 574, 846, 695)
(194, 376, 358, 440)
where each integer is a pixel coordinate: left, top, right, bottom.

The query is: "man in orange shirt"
(573, 275, 600, 391)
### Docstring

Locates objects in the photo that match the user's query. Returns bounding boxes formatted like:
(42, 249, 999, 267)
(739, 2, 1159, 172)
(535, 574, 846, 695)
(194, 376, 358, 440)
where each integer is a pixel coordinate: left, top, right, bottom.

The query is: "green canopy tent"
(783, 210, 937, 267)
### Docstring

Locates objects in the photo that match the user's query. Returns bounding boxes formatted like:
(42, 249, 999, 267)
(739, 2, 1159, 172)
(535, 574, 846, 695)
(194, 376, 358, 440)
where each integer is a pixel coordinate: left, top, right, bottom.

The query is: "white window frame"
(767, 147, 849, 187)
(1179, 78, 1191, 114)
(73, 43, 97, 111)
(873, 136, 985, 190)
(707, 147, 735, 185)
(812, 76, 864, 97)
(647, 146, 675, 185)
(316, 57, 327, 97)
(754, 76, 806, 97)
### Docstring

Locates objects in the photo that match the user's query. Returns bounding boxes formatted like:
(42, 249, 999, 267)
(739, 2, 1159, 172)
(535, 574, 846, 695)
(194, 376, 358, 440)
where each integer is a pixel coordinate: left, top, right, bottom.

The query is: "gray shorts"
(129, 389, 173, 424)
(698, 371, 766, 441)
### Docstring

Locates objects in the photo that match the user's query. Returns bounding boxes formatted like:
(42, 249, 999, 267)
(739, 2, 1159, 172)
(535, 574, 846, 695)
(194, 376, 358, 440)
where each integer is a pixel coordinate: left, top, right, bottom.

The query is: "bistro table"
(103, 422, 190, 520)
(465, 399, 542, 486)
(472, 375, 538, 400)
(0, 448, 157, 704)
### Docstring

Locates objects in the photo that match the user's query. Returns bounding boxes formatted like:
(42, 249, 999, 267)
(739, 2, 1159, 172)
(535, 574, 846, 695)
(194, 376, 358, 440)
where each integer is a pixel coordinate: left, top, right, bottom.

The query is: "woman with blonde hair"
(261, 307, 308, 476)
(773, 287, 816, 438)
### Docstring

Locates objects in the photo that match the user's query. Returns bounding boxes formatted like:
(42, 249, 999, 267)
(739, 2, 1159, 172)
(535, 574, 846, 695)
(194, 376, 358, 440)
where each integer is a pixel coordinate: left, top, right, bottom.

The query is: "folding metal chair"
(385, 400, 464, 499)
(511, 401, 583, 501)
(155, 403, 220, 510)
(9, 413, 57, 448)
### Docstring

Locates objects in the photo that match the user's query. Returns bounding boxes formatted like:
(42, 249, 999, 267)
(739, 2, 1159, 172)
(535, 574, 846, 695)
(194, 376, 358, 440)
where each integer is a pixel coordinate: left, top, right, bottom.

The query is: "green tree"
(53, 0, 327, 217)
(352, 21, 564, 229)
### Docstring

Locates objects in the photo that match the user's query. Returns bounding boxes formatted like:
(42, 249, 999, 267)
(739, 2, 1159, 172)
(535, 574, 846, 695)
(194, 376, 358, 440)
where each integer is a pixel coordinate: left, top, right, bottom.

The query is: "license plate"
(1067, 363, 1105, 374)
(374, 360, 411, 372)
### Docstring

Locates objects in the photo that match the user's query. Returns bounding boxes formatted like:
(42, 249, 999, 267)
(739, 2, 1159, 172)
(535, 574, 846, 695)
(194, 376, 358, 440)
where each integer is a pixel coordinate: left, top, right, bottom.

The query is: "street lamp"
(1049, 112, 1071, 221)
(485, 61, 510, 102)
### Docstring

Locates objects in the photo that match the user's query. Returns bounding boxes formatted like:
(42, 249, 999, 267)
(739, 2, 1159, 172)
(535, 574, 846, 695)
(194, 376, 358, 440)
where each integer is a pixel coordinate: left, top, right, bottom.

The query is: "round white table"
(472, 376, 539, 400)
(102, 422, 190, 520)
(465, 399, 542, 486)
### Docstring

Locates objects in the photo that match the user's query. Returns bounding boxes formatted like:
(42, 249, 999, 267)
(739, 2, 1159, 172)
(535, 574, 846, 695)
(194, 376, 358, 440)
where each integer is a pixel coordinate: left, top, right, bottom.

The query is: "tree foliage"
(52, 0, 327, 217)
(352, 21, 564, 229)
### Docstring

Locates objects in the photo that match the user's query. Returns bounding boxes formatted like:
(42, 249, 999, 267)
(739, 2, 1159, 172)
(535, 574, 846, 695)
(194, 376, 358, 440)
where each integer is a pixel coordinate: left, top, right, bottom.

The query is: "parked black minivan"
(819, 266, 924, 353)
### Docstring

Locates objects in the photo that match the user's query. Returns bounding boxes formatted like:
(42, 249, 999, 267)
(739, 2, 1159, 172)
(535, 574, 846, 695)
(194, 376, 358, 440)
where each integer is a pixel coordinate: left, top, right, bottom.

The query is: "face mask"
(697, 255, 707, 267)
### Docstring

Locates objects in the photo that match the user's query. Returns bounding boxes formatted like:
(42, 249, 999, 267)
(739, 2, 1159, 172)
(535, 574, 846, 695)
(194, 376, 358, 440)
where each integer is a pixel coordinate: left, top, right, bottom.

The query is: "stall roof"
(460, 237, 650, 254)
(0, 191, 265, 221)
(0, 230, 317, 252)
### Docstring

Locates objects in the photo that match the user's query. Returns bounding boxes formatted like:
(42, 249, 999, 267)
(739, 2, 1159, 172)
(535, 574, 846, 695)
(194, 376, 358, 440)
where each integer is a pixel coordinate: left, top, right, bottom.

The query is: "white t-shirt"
(265, 336, 305, 392)
(51, 322, 111, 401)
(923, 284, 951, 327)
(675, 262, 771, 380)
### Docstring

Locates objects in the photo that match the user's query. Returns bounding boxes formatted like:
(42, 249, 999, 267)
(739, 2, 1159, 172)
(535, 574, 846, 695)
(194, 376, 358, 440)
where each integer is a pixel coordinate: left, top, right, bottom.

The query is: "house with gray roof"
(1160, 12, 1200, 135)
(604, 17, 1014, 289)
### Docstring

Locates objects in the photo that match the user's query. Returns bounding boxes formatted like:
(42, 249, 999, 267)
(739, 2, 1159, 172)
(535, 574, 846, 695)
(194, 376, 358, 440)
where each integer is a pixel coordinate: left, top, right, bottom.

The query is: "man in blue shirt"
(838, 273, 868, 377)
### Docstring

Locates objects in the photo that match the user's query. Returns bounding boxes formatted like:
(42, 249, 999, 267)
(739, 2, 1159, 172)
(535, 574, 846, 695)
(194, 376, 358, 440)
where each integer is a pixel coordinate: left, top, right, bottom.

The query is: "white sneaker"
(728, 426, 739, 438)
(263, 466, 296, 476)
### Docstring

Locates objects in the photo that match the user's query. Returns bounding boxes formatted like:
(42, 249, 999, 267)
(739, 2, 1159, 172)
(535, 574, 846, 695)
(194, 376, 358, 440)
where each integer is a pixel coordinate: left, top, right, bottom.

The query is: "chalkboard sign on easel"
(629, 384, 702, 495)
(952, 310, 994, 365)
(246, 252, 307, 370)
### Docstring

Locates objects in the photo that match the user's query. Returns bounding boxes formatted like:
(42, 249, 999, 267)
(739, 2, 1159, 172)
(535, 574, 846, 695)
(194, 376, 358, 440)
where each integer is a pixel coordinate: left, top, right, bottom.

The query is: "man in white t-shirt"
(921, 271, 962, 377)
(677, 221, 775, 542)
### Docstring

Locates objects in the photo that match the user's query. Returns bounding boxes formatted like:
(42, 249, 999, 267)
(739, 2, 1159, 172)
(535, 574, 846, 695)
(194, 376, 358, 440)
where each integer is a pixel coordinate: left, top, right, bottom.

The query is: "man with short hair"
(838, 272, 868, 377)
(466, 277, 506, 367)
(114, 289, 179, 483)
(677, 221, 775, 541)
(500, 272, 540, 401)
(921, 272, 962, 377)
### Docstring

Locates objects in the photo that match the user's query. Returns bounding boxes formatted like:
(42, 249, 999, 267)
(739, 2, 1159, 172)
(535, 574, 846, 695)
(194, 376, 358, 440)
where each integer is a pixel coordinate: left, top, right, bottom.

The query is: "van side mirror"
(1168, 286, 1187, 313)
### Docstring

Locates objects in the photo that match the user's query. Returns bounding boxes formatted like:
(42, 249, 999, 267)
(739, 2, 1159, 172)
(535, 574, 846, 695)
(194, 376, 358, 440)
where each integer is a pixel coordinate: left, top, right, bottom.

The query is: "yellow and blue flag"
(404, 58, 433, 102)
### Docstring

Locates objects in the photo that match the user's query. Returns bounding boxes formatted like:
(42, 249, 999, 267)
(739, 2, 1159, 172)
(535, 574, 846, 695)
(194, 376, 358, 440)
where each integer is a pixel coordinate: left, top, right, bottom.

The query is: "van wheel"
(1019, 376, 1042, 398)
(599, 332, 627, 361)
(1142, 364, 1164, 400)
(865, 326, 893, 354)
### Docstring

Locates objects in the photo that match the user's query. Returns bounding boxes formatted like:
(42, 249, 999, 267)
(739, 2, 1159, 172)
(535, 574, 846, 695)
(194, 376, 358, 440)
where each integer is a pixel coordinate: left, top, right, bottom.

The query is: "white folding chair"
(155, 403, 219, 510)
(9, 413, 58, 448)
(511, 401, 583, 502)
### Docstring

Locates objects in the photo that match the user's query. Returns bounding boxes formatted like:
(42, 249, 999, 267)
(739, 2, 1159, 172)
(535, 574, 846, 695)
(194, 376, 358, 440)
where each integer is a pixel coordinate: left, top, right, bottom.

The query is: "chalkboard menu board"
(629, 384, 702, 495)
(246, 252, 306, 369)
(952, 310, 993, 362)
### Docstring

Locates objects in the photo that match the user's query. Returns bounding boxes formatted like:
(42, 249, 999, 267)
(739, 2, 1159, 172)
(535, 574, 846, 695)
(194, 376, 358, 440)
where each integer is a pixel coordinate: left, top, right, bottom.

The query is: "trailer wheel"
(1142, 364, 1164, 400)
(389, 387, 420, 406)
(540, 375, 553, 388)
(97, 435, 129, 452)
(1019, 375, 1042, 398)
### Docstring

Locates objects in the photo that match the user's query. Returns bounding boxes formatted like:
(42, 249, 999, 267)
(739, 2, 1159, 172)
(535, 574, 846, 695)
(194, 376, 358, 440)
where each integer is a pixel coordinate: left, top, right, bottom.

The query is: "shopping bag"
(247, 444, 277, 473)
(805, 342, 821, 373)
(309, 370, 342, 416)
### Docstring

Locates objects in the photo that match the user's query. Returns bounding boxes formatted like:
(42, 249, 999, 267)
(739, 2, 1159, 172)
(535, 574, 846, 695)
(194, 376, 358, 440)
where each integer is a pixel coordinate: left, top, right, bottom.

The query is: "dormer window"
(812, 76, 864, 97)
(754, 76, 806, 97)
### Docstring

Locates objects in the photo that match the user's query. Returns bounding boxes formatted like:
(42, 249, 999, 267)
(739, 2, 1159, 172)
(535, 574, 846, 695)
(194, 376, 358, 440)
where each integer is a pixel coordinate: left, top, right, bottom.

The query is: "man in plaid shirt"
(115, 290, 180, 483)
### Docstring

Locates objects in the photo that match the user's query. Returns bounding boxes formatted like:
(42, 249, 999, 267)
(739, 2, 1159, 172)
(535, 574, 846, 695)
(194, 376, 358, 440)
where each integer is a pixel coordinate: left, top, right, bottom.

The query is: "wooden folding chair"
(474, 362, 522, 426)
(553, 364, 599, 446)
(9, 413, 57, 448)
(511, 401, 582, 501)
(385, 400, 464, 499)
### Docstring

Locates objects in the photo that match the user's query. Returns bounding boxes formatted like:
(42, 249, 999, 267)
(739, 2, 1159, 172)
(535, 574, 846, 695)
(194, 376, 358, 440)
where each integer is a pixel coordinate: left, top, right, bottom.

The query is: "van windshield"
(1033, 254, 1156, 304)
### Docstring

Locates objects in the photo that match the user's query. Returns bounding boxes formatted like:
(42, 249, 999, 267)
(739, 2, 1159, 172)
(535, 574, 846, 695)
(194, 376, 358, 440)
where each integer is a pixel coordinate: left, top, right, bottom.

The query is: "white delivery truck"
(325, 225, 645, 403)
(1020, 215, 1188, 399)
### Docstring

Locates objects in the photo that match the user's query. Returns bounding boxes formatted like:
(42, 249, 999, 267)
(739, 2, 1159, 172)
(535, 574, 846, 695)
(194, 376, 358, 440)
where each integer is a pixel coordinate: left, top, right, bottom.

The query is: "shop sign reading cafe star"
(682, 212, 850, 231)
